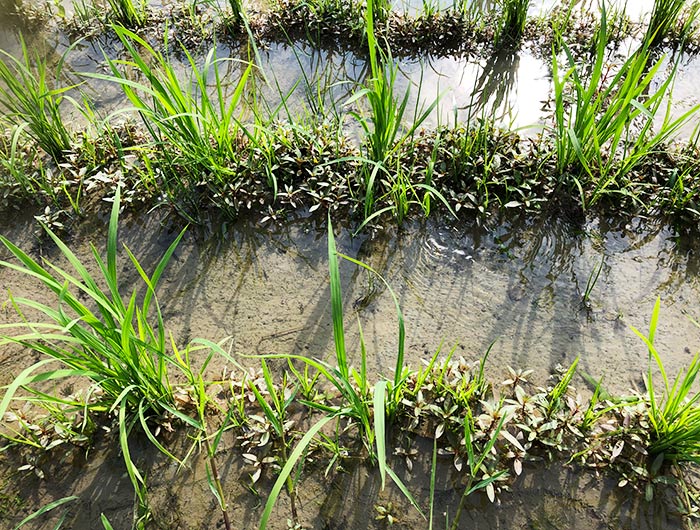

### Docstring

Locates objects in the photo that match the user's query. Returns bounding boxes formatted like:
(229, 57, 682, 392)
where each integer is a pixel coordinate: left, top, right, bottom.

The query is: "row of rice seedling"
(0, 37, 77, 162)
(10, 0, 700, 59)
(2, 3, 700, 226)
(552, 3, 700, 209)
(2, 208, 700, 527)
(645, 0, 700, 48)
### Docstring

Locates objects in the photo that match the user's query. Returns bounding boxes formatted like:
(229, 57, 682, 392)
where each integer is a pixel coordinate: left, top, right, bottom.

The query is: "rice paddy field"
(3, 0, 700, 528)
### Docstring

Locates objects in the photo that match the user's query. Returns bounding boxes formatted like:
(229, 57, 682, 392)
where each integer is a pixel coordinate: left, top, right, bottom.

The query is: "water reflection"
(137, 210, 700, 395)
(395, 50, 549, 130)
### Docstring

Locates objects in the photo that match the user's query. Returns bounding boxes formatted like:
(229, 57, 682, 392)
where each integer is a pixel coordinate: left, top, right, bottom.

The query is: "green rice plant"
(632, 298, 700, 464)
(105, 0, 146, 27)
(72, 0, 101, 26)
(228, 0, 244, 23)
(248, 360, 301, 522)
(496, 0, 530, 47)
(428, 436, 438, 530)
(0, 187, 186, 416)
(0, 187, 203, 523)
(0, 125, 56, 203)
(286, 358, 321, 400)
(347, 0, 443, 222)
(11, 496, 78, 530)
(0, 36, 77, 161)
(645, 0, 686, 47)
(258, 414, 337, 530)
(544, 357, 579, 418)
(581, 257, 604, 310)
(457, 0, 493, 29)
(256, 219, 422, 527)
(666, 155, 700, 217)
(373, 0, 392, 21)
(421, 0, 440, 18)
(552, 4, 700, 208)
(88, 26, 254, 216)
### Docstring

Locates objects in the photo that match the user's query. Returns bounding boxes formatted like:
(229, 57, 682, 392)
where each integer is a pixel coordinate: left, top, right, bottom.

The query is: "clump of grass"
(105, 0, 146, 27)
(632, 298, 700, 465)
(552, 4, 699, 208)
(496, 0, 530, 47)
(0, 36, 76, 161)
(89, 25, 254, 218)
(0, 187, 204, 523)
(349, 0, 445, 223)
(0, 187, 185, 417)
(645, 0, 687, 47)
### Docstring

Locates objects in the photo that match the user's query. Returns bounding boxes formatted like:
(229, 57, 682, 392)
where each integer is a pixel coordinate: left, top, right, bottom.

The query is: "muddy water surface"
(2, 209, 699, 528)
(123, 212, 700, 395)
(2, 211, 699, 404)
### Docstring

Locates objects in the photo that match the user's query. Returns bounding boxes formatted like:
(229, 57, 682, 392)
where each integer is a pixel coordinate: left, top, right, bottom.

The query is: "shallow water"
(2, 4, 700, 140)
(2, 210, 699, 396)
(2, 209, 700, 529)
(171, 214, 700, 394)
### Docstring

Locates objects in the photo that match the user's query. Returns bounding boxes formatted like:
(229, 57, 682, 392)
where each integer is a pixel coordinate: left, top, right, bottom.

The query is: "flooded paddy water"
(3, 0, 700, 528)
(2, 207, 700, 529)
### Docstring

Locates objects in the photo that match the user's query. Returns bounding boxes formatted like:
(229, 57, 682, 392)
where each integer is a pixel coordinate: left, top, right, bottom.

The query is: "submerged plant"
(581, 257, 604, 310)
